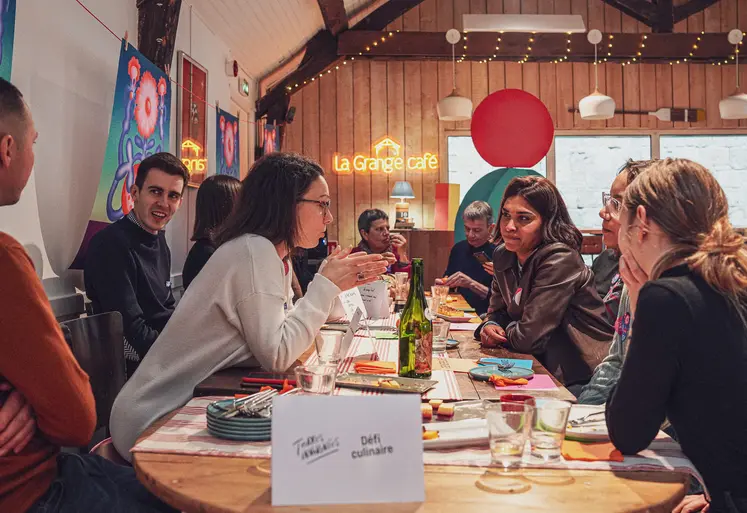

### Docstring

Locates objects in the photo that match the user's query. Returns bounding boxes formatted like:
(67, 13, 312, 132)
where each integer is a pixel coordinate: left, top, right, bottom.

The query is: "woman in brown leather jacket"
(477, 176, 614, 388)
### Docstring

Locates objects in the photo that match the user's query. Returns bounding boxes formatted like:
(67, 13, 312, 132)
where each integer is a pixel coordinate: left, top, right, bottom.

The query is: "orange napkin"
(561, 440, 624, 462)
(353, 361, 397, 374)
(489, 375, 529, 387)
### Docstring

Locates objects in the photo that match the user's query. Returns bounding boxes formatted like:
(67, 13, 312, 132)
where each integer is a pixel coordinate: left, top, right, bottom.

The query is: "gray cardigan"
(577, 286, 631, 405)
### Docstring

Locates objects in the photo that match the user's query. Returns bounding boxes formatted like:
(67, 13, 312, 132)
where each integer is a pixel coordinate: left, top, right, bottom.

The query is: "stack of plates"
(206, 398, 272, 442)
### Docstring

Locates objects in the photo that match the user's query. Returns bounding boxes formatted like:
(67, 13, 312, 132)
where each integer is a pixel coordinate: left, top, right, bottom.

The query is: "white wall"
(1, 0, 256, 302)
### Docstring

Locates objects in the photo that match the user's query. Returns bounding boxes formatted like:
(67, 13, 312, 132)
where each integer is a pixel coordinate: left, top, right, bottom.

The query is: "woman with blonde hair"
(606, 158, 747, 513)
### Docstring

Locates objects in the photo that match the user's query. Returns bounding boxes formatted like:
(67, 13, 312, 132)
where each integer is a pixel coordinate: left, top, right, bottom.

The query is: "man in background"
(436, 201, 497, 315)
(85, 152, 188, 377)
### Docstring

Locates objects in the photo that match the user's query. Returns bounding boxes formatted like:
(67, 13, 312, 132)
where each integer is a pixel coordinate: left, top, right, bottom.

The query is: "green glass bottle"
(398, 258, 433, 378)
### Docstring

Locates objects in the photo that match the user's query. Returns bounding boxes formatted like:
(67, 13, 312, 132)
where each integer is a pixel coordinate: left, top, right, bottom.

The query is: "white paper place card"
(358, 280, 390, 319)
(271, 395, 425, 506)
(339, 287, 368, 319)
(339, 308, 361, 357)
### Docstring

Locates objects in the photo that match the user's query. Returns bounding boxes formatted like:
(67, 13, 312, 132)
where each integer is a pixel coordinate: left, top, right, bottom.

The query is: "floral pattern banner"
(0, 0, 16, 80)
(216, 107, 239, 178)
(70, 40, 171, 269)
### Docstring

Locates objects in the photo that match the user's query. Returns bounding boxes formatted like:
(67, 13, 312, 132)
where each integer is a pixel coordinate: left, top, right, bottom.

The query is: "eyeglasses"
(602, 192, 621, 217)
(299, 198, 332, 216)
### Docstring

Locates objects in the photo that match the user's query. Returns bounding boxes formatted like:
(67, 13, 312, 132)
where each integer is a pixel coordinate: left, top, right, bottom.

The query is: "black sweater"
(606, 265, 747, 512)
(443, 240, 496, 315)
(182, 239, 215, 290)
(84, 216, 175, 360)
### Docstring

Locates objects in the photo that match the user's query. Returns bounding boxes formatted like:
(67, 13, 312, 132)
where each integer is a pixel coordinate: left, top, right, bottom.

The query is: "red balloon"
(470, 89, 554, 168)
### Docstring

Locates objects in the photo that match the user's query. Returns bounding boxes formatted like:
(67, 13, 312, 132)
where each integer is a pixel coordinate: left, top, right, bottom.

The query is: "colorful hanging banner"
(71, 40, 171, 268)
(216, 107, 239, 178)
(0, 0, 16, 80)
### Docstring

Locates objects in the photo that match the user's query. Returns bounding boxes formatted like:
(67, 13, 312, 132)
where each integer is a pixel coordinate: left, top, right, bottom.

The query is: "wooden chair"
(60, 312, 127, 457)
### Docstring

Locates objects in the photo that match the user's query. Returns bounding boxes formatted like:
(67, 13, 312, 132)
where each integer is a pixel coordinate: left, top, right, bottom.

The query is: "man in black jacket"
(84, 153, 188, 377)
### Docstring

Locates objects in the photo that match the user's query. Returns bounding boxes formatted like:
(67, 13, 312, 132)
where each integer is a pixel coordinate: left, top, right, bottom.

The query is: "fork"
(569, 410, 606, 427)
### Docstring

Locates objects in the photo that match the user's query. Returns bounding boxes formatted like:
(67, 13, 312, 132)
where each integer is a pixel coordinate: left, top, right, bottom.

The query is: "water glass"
(294, 365, 337, 395)
(529, 399, 572, 461)
(431, 318, 450, 352)
(431, 284, 449, 301)
(487, 403, 534, 469)
(394, 272, 410, 303)
(314, 330, 343, 365)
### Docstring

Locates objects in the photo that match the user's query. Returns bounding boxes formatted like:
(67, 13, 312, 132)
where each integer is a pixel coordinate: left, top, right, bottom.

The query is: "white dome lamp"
(437, 29, 473, 121)
(578, 29, 616, 120)
(719, 29, 747, 120)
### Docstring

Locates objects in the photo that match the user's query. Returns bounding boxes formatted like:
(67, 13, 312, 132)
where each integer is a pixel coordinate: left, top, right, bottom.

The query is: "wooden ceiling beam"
(137, 0, 182, 74)
(673, 0, 722, 24)
(654, 0, 674, 34)
(256, 0, 425, 119)
(317, 0, 348, 36)
(337, 31, 735, 63)
(598, 0, 656, 26)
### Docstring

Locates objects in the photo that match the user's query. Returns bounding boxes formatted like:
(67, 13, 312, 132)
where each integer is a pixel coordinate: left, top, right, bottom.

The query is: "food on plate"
(489, 375, 530, 387)
(437, 403, 455, 417)
(429, 399, 443, 408)
(421, 403, 433, 420)
(353, 361, 397, 374)
(374, 377, 401, 389)
(446, 295, 458, 303)
(438, 304, 463, 317)
(422, 429, 439, 441)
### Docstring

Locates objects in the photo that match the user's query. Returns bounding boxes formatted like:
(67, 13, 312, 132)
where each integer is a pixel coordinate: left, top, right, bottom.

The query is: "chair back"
(61, 311, 126, 432)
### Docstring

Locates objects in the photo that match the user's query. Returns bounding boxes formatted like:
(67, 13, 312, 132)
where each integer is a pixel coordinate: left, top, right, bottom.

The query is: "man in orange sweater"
(0, 80, 175, 512)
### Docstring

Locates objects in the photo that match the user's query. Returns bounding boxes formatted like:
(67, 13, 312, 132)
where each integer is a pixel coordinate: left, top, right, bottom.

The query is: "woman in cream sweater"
(110, 153, 387, 458)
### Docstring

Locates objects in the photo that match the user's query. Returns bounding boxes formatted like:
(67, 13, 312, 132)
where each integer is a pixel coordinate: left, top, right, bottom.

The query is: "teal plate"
(207, 419, 271, 434)
(445, 339, 460, 349)
(208, 426, 271, 442)
(468, 365, 535, 381)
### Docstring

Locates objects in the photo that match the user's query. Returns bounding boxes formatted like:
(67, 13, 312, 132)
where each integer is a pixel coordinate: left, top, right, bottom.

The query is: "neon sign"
(181, 140, 207, 174)
(333, 137, 438, 174)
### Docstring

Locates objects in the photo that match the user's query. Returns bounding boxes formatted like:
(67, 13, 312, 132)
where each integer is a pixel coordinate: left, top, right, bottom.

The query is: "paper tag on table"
(339, 308, 362, 357)
(271, 395, 425, 506)
(358, 280, 389, 319)
(339, 287, 368, 319)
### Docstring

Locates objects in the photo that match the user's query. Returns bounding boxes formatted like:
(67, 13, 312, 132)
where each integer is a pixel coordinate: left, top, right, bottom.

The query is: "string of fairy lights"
(283, 29, 747, 95)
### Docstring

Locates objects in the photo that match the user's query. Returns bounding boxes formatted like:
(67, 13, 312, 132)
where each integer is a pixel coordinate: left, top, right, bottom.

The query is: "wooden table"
(134, 442, 686, 513)
(138, 294, 686, 512)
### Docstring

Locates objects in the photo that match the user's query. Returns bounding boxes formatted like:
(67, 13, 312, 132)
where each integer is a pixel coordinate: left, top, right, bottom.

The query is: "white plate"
(423, 418, 488, 450)
(565, 404, 609, 442)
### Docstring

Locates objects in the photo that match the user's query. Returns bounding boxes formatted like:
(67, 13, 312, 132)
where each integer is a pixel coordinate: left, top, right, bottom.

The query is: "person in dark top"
(85, 152, 188, 377)
(182, 174, 241, 289)
(435, 201, 496, 315)
(352, 209, 409, 274)
(476, 176, 613, 388)
(606, 158, 747, 513)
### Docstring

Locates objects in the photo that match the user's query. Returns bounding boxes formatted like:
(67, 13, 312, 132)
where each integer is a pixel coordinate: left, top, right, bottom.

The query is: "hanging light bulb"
(437, 29, 473, 121)
(579, 29, 615, 120)
(720, 29, 747, 119)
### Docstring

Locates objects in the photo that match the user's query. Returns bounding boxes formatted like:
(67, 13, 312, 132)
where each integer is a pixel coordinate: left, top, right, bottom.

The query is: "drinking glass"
(529, 399, 572, 461)
(431, 284, 449, 301)
(294, 365, 337, 395)
(314, 330, 343, 365)
(394, 272, 410, 303)
(431, 318, 450, 352)
(487, 403, 533, 469)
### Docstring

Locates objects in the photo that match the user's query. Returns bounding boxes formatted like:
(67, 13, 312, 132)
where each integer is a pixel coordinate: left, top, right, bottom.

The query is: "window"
(447, 135, 546, 204)
(660, 135, 747, 227)
(554, 135, 652, 229)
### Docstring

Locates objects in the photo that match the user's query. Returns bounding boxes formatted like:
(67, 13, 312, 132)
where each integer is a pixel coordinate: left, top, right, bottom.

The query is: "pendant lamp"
(437, 29, 473, 121)
(578, 29, 616, 120)
(720, 29, 747, 120)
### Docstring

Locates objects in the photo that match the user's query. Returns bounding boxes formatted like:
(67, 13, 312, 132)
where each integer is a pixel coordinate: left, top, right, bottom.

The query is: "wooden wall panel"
(319, 75, 338, 241)
(279, 0, 747, 249)
(721, 0, 738, 129)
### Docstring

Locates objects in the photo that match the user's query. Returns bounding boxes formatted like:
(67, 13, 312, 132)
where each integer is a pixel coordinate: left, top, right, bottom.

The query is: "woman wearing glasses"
(109, 153, 388, 459)
(578, 159, 652, 405)
(477, 176, 614, 390)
